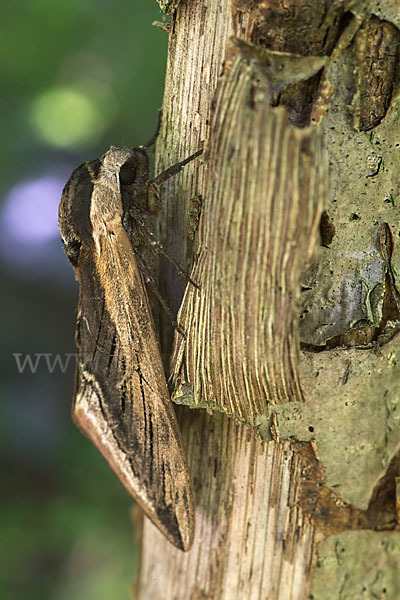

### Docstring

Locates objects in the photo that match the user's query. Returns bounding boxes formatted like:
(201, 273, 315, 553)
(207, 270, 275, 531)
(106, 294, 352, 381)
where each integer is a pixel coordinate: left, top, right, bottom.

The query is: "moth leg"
(130, 205, 200, 289)
(137, 256, 186, 337)
(147, 181, 162, 215)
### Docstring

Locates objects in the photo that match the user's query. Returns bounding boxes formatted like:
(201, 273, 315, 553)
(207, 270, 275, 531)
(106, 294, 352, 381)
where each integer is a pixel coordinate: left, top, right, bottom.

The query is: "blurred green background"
(0, 2, 167, 598)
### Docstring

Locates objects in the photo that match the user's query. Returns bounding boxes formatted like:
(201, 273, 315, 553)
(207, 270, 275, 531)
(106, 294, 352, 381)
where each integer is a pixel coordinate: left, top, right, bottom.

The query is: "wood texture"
(139, 411, 317, 600)
(171, 46, 327, 421)
(139, 1, 328, 597)
(138, 0, 400, 598)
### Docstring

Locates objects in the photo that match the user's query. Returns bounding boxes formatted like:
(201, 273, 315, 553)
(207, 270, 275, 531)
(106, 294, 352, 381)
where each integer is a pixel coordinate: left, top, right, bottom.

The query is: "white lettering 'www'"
(13, 353, 78, 374)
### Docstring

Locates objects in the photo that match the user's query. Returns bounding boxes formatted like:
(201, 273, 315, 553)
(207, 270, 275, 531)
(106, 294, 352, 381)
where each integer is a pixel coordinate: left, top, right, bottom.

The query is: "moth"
(58, 143, 201, 551)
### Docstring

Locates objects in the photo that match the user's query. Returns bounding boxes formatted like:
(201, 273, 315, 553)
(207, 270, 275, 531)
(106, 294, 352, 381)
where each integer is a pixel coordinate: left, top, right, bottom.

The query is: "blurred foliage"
(0, 0, 168, 187)
(0, 1, 167, 599)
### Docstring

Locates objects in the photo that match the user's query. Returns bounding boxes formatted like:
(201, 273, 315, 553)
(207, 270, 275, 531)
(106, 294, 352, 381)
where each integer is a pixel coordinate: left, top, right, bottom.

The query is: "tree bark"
(138, 1, 400, 598)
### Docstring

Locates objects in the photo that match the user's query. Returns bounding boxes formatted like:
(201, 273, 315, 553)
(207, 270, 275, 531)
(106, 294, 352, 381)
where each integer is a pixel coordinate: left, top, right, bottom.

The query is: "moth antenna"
(150, 148, 203, 186)
(141, 109, 163, 150)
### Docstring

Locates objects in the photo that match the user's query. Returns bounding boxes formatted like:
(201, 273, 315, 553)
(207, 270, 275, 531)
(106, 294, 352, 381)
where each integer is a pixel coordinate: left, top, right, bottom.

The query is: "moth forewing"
(59, 146, 195, 551)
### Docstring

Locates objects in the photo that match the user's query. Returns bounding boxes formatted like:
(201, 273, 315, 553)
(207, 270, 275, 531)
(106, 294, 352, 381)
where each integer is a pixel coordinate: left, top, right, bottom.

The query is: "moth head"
(59, 158, 101, 266)
(119, 160, 137, 186)
(102, 148, 149, 220)
(102, 146, 149, 186)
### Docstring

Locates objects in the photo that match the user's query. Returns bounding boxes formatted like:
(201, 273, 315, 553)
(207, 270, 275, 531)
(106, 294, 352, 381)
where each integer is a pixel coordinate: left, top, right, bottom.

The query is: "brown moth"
(58, 144, 200, 551)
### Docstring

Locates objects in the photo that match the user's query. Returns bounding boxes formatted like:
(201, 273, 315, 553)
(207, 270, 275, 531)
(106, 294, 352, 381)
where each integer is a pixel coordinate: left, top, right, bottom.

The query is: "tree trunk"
(138, 2, 400, 598)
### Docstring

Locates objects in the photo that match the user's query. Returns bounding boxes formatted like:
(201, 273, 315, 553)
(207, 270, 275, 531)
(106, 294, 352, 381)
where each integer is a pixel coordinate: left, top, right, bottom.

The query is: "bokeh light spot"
(30, 86, 104, 149)
(0, 173, 74, 280)
(2, 175, 64, 245)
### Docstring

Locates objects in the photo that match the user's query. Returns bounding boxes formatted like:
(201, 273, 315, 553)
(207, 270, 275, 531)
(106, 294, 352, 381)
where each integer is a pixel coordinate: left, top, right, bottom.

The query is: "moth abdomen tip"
(156, 502, 194, 551)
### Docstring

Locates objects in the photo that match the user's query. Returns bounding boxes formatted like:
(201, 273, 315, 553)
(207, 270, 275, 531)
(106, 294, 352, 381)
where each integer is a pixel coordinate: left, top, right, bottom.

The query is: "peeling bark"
(137, 1, 400, 598)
